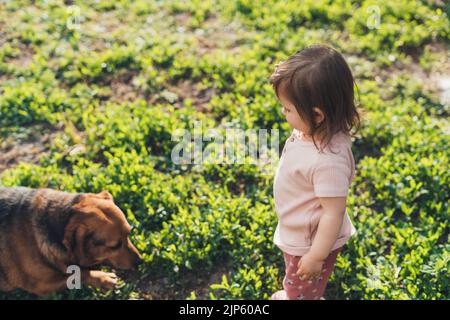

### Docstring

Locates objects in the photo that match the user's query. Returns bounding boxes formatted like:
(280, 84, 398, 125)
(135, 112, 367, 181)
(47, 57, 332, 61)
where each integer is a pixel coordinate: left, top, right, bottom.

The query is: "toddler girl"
(269, 44, 360, 300)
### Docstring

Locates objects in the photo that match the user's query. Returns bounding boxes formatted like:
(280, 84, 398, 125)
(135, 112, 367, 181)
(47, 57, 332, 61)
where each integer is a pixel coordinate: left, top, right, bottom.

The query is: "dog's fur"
(0, 187, 142, 296)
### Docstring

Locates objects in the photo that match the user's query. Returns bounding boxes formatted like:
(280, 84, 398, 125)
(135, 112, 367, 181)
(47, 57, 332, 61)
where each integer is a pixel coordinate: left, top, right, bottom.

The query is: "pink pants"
(272, 247, 342, 300)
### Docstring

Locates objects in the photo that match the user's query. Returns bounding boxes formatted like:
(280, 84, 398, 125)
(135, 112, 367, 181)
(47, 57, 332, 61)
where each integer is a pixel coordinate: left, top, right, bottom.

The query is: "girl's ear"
(313, 107, 325, 125)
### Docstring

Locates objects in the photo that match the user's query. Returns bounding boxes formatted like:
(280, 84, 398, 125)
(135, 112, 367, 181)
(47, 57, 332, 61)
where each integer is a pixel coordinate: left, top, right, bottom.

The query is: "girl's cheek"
(287, 115, 293, 124)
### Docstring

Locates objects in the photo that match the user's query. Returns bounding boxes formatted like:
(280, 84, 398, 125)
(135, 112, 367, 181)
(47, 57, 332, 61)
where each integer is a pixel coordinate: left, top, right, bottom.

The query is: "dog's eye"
(92, 239, 105, 247)
(109, 240, 122, 250)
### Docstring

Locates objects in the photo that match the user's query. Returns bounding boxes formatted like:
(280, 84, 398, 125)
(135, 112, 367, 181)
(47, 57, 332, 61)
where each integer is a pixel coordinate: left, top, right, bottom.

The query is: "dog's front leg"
(26, 276, 70, 297)
(82, 270, 118, 290)
(29, 270, 118, 295)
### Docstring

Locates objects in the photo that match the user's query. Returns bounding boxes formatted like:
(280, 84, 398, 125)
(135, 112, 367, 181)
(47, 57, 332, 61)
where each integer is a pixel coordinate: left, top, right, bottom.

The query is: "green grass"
(0, 0, 449, 300)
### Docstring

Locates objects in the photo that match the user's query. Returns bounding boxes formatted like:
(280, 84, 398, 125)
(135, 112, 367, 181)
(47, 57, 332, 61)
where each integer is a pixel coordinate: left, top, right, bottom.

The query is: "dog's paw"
(88, 270, 118, 290)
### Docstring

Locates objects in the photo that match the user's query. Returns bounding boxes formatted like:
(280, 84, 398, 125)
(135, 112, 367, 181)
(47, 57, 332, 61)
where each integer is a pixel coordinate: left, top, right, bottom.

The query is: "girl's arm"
(308, 196, 347, 261)
(297, 196, 346, 280)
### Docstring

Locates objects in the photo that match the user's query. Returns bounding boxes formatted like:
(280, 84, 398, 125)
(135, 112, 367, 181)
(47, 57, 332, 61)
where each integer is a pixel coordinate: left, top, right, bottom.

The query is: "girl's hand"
(296, 253, 324, 281)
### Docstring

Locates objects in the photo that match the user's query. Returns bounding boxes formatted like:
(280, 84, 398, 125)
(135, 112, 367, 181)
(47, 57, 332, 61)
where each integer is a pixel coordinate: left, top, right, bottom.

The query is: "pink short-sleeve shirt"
(273, 129, 357, 256)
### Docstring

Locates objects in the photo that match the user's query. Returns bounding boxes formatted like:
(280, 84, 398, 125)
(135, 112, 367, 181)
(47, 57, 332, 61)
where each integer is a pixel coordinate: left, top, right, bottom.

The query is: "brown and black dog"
(0, 187, 142, 296)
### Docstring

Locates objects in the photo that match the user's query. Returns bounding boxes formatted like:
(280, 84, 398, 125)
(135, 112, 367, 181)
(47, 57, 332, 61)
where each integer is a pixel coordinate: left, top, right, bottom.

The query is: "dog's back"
(0, 187, 36, 223)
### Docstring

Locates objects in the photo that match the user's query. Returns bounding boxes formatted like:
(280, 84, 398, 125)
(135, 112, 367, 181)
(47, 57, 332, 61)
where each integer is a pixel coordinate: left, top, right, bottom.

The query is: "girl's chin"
(288, 124, 303, 131)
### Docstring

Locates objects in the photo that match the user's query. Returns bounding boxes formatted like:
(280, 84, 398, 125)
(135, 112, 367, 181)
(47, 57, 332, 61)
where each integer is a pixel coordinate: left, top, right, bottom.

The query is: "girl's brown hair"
(269, 44, 361, 152)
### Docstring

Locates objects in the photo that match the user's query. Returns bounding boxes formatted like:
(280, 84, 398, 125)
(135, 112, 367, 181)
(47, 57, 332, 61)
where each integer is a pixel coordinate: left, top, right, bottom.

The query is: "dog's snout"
(133, 257, 143, 269)
(129, 244, 143, 269)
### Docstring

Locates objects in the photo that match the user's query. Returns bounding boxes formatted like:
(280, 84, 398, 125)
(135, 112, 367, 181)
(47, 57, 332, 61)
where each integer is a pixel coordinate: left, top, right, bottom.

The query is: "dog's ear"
(63, 216, 90, 263)
(83, 191, 113, 201)
(63, 215, 78, 258)
(96, 191, 113, 201)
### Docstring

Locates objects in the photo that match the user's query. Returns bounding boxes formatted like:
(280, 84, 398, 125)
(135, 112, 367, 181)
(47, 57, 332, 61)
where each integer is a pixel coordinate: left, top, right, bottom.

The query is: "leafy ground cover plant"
(0, 0, 448, 299)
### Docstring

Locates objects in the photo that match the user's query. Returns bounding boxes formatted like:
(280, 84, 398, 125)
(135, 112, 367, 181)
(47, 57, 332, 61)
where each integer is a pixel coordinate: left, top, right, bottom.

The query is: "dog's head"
(63, 191, 142, 270)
